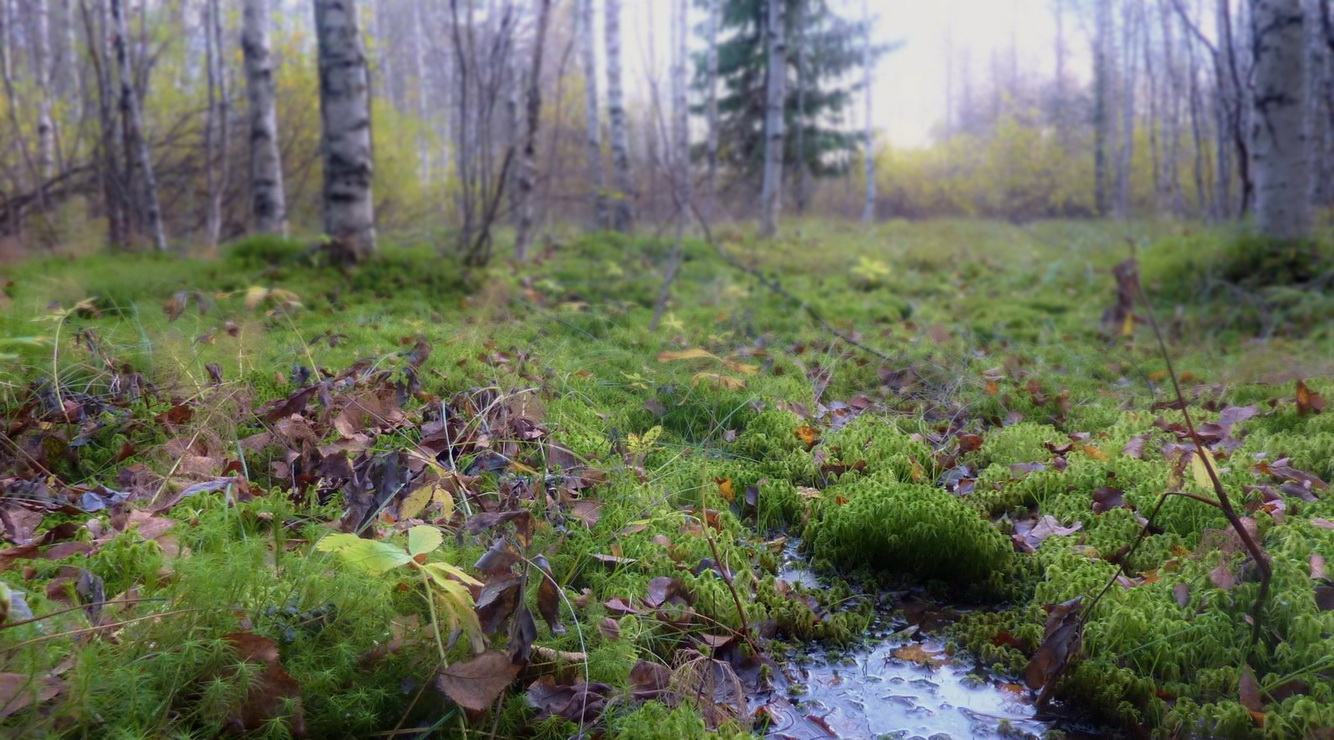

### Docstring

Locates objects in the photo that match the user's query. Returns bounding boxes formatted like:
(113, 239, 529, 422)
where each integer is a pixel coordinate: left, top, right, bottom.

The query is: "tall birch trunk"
(1305, 0, 1330, 207)
(110, 0, 166, 251)
(1251, 0, 1311, 240)
(513, 0, 553, 262)
(314, 0, 376, 263)
(33, 0, 56, 181)
(794, 4, 809, 215)
(705, 0, 720, 198)
(1093, 0, 1113, 216)
(1114, 0, 1138, 219)
(580, 0, 606, 229)
(758, 0, 786, 238)
(652, 0, 692, 331)
(413, 0, 431, 184)
(242, 0, 288, 236)
(203, 0, 230, 248)
(606, 0, 633, 233)
(862, 0, 875, 224)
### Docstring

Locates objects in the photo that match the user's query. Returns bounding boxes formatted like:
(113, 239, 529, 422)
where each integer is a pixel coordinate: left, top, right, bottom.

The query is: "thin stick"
(1133, 277, 1271, 648)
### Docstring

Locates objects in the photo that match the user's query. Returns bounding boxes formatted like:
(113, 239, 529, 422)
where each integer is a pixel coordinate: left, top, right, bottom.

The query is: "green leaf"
(423, 561, 483, 588)
(316, 534, 411, 575)
(408, 526, 444, 557)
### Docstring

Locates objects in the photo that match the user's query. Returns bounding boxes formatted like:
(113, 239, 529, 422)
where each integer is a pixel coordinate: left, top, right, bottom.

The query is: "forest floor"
(1, 219, 1333, 739)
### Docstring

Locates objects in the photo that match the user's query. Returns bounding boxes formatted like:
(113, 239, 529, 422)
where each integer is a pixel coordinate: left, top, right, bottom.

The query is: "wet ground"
(761, 546, 1102, 739)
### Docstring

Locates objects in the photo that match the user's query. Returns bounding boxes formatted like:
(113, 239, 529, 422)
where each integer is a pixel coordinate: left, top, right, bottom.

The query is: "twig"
(1134, 276, 1272, 648)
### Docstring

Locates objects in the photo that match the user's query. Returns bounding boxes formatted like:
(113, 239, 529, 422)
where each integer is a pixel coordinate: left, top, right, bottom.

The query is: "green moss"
(805, 477, 1013, 589)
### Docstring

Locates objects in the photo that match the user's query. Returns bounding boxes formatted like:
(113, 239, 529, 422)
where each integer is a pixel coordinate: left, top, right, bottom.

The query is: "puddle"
(758, 545, 1099, 739)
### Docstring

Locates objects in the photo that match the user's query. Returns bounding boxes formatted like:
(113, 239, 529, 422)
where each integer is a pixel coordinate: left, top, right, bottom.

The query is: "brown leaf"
(1239, 663, 1265, 723)
(475, 577, 524, 635)
(892, 643, 949, 667)
(534, 555, 564, 635)
(1173, 582, 1191, 608)
(527, 676, 612, 722)
(1012, 515, 1082, 553)
(1122, 433, 1150, 459)
(1091, 486, 1127, 514)
(222, 632, 306, 736)
(1210, 561, 1237, 591)
(1024, 596, 1084, 707)
(628, 660, 673, 702)
(1311, 554, 1327, 581)
(0, 672, 63, 718)
(1296, 379, 1326, 416)
(567, 499, 602, 528)
(474, 538, 522, 576)
(436, 651, 520, 711)
(261, 385, 320, 423)
(645, 576, 687, 609)
(1315, 585, 1334, 612)
(598, 617, 620, 640)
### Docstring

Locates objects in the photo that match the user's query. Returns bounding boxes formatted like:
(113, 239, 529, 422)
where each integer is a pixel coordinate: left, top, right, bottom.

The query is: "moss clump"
(805, 477, 1013, 588)
(224, 234, 312, 269)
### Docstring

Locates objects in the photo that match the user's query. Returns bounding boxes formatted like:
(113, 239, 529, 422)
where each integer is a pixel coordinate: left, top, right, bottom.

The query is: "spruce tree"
(695, 0, 887, 185)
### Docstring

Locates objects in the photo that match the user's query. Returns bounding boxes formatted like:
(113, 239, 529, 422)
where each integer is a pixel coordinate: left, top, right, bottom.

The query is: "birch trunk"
(580, 0, 606, 229)
(413, 0, 430, 184)
(705, 0, 720, 198)
(34, 0, 56, 181)
(606, 0, 633, 232)
(203, 0, 230, 248)
(1251, 0, 1311, 240)
(513, 0, 553, 261)
(758, 0, 786, 238)
(1114, 0, 1138, 219)
(1093, 0, 1113, 216)
(242, 0, 288, 235)
(110, 0, 166, 251)
(862, 0, 875, 224)
(1305, 0, 1330, 207)
(794, 3, 809, 215)
(314, 0, 376, 263)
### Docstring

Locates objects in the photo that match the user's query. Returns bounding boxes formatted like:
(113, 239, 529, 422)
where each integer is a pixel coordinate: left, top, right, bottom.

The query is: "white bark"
(513, 0, 553, 261)
(580, 0, 606, 229)
(606, 0, 633, 232)
(1251, 0, 1311, 240)
(243, 0, 286, 236)
(110, 0, 166, 251)
(33, 0, 56, 181)
(1094, 0, 1113, 215)
(1305, 0, 1330, 207)
(203, 0, 231, 248)
(314, 0, 376, 262)
(705, 0, 720, 197)
(413, 0, 431, 184)
(758, 0, 786, 238)
(862, 0, 875, 224)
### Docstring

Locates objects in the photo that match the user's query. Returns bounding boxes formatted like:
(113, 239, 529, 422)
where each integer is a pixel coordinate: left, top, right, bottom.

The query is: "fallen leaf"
(0, 672, 62, 718)
(1296, 379, 1326, 416)
(1239, 663, 1265, 726)
(222, 632, 306, 736)
(1024, 596, 1084, 708)
(892, 643, 949, 667)
(436, 651, 521, 711)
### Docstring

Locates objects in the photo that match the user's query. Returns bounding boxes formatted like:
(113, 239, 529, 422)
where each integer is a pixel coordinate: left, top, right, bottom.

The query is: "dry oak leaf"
(435, 651, 521, 711)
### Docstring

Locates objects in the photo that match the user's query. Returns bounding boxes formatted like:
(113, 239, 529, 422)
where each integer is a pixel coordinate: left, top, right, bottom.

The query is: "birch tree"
(606, 0, 633, 233)
(242, 0, 287, 235)
(758, 0, 786, 238)
(704, 0, 720, 199)
(862, 0, 875, 224)
(33, 0, 56, 181)
(513, 0, 554, 261)
(580, 0, 606, 229)
(314, 0, 376, 263)
(202, 0, 230, 248)
(110, 0, 167, 251)
(1250, 0, 1311, 241)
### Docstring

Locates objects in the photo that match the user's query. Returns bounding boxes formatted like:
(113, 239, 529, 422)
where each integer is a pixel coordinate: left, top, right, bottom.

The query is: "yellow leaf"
(722, 359, 759, 375)
(795, 426, 820, 449)
(714, 477, 735, 502)
(407, 526, 444, 557)
(1121, 313, 1135, 337)
(244, 286, 270, 310)
(399, 484, 433, 521)
(1191, 448, 1217, 490)
(691, 372, 746, 391)
(658, 348, 719, 363)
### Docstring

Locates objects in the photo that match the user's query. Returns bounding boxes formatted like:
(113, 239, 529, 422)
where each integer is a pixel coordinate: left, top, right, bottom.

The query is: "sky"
(624, 0, 1077, 149)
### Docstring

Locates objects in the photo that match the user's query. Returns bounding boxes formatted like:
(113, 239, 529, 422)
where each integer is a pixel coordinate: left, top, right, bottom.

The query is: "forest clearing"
(2, 0, 1334, 737)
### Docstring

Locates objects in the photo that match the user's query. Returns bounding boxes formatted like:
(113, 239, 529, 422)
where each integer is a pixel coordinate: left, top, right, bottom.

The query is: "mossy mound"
(805, 477, 1013, 589)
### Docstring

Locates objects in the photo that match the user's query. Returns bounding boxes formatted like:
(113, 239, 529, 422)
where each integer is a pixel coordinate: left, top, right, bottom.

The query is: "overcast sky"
(624, 0, 1081, 149)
